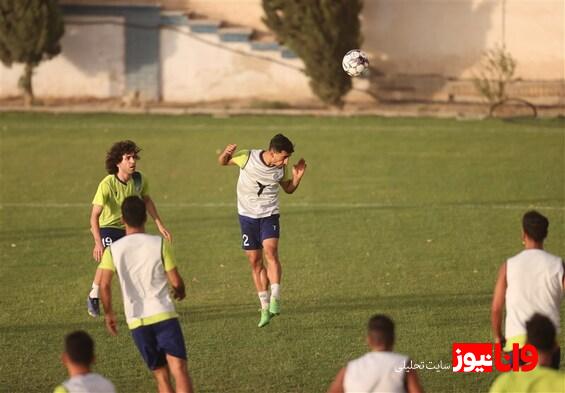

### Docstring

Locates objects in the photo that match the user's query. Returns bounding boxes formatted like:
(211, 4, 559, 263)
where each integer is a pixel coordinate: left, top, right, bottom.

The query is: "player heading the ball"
(218, 134, 307, 328)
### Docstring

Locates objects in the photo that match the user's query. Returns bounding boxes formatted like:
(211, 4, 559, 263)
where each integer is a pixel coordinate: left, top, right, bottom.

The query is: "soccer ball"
(342, 49, 369, 77)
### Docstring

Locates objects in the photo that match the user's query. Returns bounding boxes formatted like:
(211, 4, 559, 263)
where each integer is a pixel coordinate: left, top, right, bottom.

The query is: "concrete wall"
(161, 0, 564, 81)
(62, 4, 161, 100)
(60, 0, 266, 29)
(167, 0, 563, 104)
(503, 0, 564, 80)
(186, 0, 265, 30)
(2, 1, 561, 104)
(0, 15, 125, 98)
(160, 26, 314, 103)
(364, 0, 564, 80)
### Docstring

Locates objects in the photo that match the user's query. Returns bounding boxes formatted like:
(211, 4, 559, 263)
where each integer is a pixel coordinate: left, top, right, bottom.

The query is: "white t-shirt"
(232, 149, 291, 218)
(99, 233, 178, 329)
(343, 351, 409, 393)
(505, 249, 564, 341)
(54, 373, 115, 393)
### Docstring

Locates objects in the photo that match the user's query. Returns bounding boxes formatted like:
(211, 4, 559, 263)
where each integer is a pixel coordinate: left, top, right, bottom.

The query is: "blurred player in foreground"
(491, 210, 564, 369)
(327, 314, 424, 393)
(489, 313, 565, 392)
(53, 330, 115, 393)
(99, 196, 192, 393)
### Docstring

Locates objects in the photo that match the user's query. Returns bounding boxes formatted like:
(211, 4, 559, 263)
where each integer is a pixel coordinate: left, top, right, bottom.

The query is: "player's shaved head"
(269, 134, 294, 154)
(65, 330, 94, 366)
(106, 140, 141, 174)
(122, 196, 147, 228)
(367, 314, 395, 348)
(522, 210, 549, 243)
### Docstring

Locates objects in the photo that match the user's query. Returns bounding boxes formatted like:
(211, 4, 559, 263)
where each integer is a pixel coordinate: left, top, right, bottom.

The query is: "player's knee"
(263, 249, 279, 262)
(250, 262, 263, 274)
(169, 360, 187, 373)
(166, 354, 187, 369)
(247, 255, 263, 266)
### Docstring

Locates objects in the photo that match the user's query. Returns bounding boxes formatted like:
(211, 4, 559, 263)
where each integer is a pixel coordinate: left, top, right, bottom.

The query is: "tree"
(473, 44, 516, 105)
(262, 0, 363, 108)
(0, 0, 65, 105)
(473, 44, 536, 118)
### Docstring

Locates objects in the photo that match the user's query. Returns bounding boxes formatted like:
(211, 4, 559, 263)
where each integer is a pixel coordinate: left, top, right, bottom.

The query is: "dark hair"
(121, 196, 147, 227)
(526, 313, 556, 352)
(269, 134, 294, 154)
(522, 210, 549, 243)
(105, 140, 141, 174)
(65, 331, 94, 366)
(367, 314, 395, 347)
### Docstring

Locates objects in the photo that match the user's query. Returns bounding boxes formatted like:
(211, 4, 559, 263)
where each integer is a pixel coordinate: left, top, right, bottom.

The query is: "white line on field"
(0, 202, 563, 210)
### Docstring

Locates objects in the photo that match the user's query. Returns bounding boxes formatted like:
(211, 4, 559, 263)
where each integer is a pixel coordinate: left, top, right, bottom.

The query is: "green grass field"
(0, 113, 563, 393)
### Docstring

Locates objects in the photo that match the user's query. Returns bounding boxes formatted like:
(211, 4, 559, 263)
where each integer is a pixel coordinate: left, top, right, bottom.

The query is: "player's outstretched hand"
(293, 158, 307, 179)
(93, 244, 104, 262)
(219, 144, 238, 165)
(223, 144, 237, 156)
(105, 312, 118, 336)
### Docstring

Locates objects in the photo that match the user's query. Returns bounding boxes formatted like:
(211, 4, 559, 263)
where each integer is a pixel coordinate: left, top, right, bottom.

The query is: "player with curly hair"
(87, 140, 172, 317)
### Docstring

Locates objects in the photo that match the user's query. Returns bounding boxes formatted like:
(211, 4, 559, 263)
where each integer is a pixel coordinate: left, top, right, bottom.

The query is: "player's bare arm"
(166, 268, 186, 300)
(491, 262, 507, 346)
(144, 195, 172, 242)
(99, 269, 118, 336)
(326, 367, 345, 393)
(562, 260, 565, 288)
(218, 144, 237, 165)
(405, 365, 425, 393)
(90, 204, 104, 262)
(281, 158, 307, 194)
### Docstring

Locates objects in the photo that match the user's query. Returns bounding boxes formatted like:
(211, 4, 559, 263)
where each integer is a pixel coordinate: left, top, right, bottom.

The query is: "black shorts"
(238, 214, 280, 250)
(100, 227, 126, 248)
(131, 318, 187, 370)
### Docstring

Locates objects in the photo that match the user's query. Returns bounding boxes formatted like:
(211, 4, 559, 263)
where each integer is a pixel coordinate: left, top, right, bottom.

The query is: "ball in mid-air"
(342, 49, 369, 77)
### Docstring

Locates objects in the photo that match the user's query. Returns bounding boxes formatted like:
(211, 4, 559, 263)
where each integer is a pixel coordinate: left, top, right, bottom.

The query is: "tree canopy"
(262, 0, 363, 107)
(0, 0, 65, 102)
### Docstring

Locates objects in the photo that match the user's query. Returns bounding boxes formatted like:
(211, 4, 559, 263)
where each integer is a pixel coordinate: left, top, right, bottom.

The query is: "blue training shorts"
(99, 227, 126, 248)
(238, 214, 280, 250)
(131, 318, 187, 370)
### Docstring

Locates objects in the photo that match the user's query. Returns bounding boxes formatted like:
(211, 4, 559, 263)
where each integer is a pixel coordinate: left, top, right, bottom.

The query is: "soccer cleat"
(269, 297, 280, 316)
(258, 309, 271, 328)
(87, 296, 100, 317)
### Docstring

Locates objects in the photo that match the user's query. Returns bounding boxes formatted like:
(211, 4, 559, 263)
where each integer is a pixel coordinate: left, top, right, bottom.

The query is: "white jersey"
(100, 233, 178, 328)
(57, 373, 115, 393)
(343, 351, 409, 393)
(505, 249, 563, 340)
(232, 149, 290, 218)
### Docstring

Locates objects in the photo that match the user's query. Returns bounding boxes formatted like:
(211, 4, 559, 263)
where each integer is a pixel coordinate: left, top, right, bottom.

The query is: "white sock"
(258, 291, 270, 310)
(89, 284, 99, 298)
(270, 283, 280, 300)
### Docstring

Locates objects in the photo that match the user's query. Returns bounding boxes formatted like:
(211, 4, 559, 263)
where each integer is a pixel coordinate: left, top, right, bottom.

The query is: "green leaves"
(0, 0, 64, 100)
(262, 0, 362, 107)
(473, 44, 517, 104)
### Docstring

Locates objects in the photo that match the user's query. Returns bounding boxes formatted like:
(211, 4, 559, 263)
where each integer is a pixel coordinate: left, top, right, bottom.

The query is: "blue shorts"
(238, 214, 280, 250)
(131, 318, 187, 370)
(100, 227, 126, 248)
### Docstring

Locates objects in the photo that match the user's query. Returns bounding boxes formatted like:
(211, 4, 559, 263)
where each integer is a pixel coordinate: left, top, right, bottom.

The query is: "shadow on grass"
(503, 116, 565, 129)
(179, 292, 492, 324)
(0, 226, 86, 242)
(0, 320, 101, 335)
